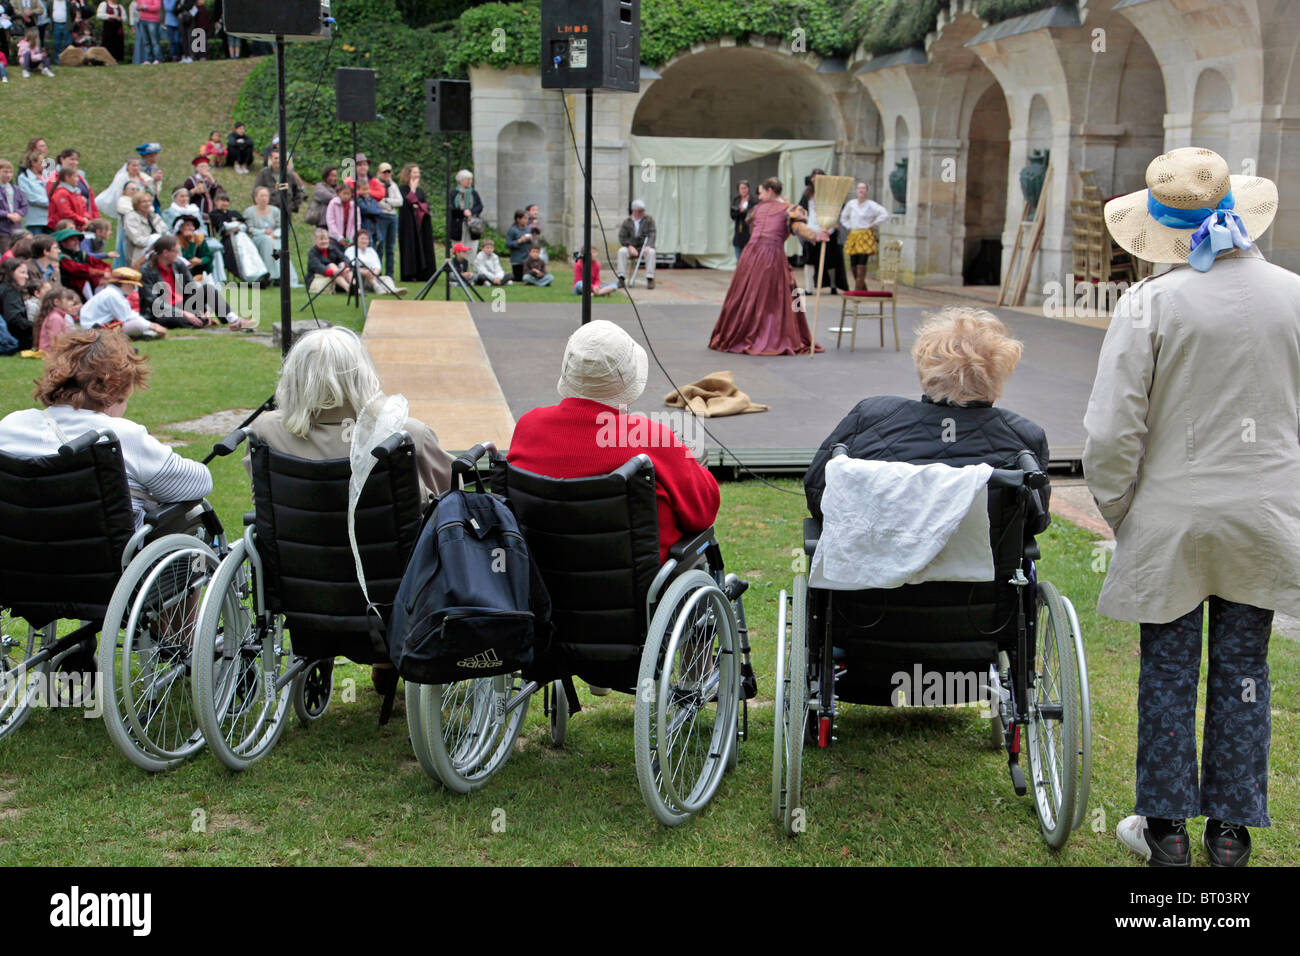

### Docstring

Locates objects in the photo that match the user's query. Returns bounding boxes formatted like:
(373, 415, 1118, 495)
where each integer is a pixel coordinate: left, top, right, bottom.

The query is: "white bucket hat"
(556, 320, 648, 409)
(1104, 147, 1278, 270)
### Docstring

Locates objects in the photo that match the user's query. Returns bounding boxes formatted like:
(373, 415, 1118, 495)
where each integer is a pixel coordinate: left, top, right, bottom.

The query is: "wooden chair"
(833, 239, 901, 351)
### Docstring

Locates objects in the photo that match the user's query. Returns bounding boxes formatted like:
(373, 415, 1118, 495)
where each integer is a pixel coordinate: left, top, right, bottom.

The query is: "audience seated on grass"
(79, 266, 168, 339)
(307, 227, 352, 295)
(472, 239, 509, 286)
(54, 225, 111, 297)
(343, 228, 405, 296)
(122, 190, 166, 268)
(245, 325, 454, 698)
(138, 234, 252, 330)
(0, 257, 34, 352)
(0, 327, 212, 528)
(804, 306, 1050, 532)
(34, 283, 80, 352)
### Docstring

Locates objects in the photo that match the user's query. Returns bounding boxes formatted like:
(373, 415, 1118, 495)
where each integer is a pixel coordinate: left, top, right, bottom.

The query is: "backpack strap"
(561, 674, 581, 714)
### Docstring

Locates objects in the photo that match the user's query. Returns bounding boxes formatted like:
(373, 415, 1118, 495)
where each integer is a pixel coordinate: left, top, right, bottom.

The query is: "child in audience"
(34, 283, 80, 352)
(17, 29, 54, 77)
(472, 238, 509, 286)
(572, 248, 617, 296)
(522, 245, 553, 286)
(81, 218, 112, 259)
(450, 242, 475, 285)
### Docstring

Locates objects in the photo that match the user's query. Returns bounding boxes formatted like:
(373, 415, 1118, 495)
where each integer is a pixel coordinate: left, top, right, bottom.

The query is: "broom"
(807, 174, 854, 357)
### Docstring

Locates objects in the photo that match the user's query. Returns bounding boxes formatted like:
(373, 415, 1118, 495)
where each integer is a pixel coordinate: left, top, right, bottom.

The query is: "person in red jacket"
(47, 168, 89, 230)
(44, 149, 99, 220)
(508, 319, 720, 566)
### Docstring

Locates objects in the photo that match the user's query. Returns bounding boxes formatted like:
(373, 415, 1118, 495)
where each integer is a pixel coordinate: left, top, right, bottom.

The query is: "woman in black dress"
(730, 179, 752, 260)
(398, 163, 435, 282)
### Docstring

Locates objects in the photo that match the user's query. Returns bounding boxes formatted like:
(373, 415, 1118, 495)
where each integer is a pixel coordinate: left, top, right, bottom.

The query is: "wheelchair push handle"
(58, 429, 109, 457)
(206, 427, 250, 463)
(1017, 450, 1048, 489)
(371, 431, 411, 461)
(453, 441, 497, 477)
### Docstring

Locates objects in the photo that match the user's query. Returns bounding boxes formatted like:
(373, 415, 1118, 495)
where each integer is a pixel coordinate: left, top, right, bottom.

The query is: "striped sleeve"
(123, 422, 214, 503)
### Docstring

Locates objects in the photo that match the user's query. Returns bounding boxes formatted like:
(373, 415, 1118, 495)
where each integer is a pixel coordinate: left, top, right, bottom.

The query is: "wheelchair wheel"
(1061, 592, 1093, 831)
(405, 680, 440, 779)
(418, 672, 529, 793)
(781, 574, 809, 836)
(291, 659, 334, 725)
(192, 539, 292, 772)
(770, 589, 789, 821)
(0, 611, 52, 741)
(99, 534, 215, 772)
(1026, 579, 1081, 848)
(548, 680, 568, 748)
(634, 569, 740, 827)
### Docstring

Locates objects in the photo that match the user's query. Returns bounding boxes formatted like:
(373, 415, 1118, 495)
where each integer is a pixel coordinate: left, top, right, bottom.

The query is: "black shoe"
(646, 277, 654, 290)
(1117, 815, 1190, 866)
(1204, 819, 1252, 867)
(617, 275, 626, 289)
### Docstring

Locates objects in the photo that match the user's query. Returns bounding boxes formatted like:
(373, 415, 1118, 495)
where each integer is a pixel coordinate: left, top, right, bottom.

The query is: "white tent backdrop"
(626, 137, 836, 270)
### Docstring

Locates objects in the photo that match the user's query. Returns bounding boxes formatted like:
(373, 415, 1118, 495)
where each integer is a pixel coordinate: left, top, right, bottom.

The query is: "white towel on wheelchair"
(810, 456, 995, 590)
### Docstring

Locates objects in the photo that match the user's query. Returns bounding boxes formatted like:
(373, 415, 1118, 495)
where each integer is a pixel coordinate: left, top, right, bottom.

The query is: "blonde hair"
(275, 327, 382, 438)
(912, 307, 1023, 405)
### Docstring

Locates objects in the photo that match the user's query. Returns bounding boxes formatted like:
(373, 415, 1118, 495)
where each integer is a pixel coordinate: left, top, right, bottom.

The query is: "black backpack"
(388, 473, 550, 685)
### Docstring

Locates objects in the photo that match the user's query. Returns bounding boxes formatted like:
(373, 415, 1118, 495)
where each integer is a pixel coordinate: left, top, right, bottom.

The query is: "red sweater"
(508, 397, 720, 563)
(47, 184, 89, 229)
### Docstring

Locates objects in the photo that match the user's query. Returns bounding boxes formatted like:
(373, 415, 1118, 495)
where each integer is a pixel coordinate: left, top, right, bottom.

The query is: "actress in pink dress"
(709, 177, 827, 355)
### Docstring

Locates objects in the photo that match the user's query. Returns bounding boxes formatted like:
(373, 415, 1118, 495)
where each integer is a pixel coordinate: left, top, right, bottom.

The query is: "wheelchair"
(0, 429, 227, 772)
(405, 443, 756, 827)
(190, 428, 423, 770)
(773, 447, 1092, 847)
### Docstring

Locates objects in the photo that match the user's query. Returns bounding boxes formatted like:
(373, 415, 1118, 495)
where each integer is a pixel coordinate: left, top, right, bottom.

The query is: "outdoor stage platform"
(363, 297, 1106, 474)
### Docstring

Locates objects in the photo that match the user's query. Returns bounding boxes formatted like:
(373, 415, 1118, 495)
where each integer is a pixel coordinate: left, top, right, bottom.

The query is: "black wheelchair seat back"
(496, 455, 659, 690)
(0, 430, 136, 626)
(819, 482, 1032, 705)
(248, 436, 422, 665)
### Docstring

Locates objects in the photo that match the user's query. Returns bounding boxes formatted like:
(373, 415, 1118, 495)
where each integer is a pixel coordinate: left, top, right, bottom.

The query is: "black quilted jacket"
(804, 394, 1051, 533)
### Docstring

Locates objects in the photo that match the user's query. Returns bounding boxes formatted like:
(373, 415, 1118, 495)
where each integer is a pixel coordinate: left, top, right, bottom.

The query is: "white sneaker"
(22, 69, 30, 78)
(42, 67, 54, 77)
(1116, 814, 1190, 867)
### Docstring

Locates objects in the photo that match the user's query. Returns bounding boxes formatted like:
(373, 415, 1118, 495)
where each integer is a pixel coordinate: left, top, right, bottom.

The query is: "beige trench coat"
(1083, 246, 1300, 622)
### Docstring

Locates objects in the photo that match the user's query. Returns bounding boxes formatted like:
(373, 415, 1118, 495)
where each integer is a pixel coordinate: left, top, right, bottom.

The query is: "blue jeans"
(167, 24, 183, 59)
(1136, 596, 1273, 827)
(51, 21, 69, 58)
(372, 214, 398, 277)
(522, 273, 553, 286)
(133, 23, 143, 63)
(139, 21, 162, 62)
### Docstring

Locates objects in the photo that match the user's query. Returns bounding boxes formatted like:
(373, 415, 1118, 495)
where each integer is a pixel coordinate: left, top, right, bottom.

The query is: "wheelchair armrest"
(142, 500, 206, 541)
(667, 527, 716, 566)
(803, 516, 822, 557)
(1024, 538, 1041, 561)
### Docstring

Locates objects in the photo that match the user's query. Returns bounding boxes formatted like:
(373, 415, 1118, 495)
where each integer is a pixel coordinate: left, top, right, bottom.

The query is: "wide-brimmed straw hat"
(109, 267, 142, 288)
(1105, 147, 1278, 267)
(556, 320, 648, 409)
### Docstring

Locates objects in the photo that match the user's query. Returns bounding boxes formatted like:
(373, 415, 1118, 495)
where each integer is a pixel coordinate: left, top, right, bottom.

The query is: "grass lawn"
(1, 59, 1297, 868)
(0, 325, 1297, 865)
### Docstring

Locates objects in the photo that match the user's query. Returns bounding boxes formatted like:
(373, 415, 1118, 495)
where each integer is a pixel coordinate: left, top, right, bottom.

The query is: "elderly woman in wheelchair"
(776, 307, 1091, 845)
(401, 320, 755, 826)
(0, 329, 224, 771)
(189, 327, 451, 770)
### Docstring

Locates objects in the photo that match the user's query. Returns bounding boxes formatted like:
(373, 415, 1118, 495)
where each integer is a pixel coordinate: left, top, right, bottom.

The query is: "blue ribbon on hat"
(1146, 190, 1251, 271)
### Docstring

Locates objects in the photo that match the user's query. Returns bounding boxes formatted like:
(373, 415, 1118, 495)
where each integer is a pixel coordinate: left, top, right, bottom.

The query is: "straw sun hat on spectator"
(1104, 147, 1278, 269)
(556, 319, 648, 409)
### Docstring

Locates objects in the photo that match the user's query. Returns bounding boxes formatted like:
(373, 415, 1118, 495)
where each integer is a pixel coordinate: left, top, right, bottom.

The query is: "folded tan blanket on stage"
(664, 371, 769, 417)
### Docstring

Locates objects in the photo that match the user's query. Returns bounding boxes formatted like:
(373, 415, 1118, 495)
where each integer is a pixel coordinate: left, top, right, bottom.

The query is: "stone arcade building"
(469, 0, 1300, 301)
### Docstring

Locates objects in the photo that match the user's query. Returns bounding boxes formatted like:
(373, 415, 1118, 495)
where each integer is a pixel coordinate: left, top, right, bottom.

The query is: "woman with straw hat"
(1085, 147, 1293, 867)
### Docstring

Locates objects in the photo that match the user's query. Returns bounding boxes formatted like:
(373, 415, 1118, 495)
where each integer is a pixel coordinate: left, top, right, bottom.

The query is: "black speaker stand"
(414, 258, 482, 303)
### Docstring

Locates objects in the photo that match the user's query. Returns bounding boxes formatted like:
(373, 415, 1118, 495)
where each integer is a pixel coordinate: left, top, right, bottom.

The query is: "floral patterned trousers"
(1136, 596, 1272, 826)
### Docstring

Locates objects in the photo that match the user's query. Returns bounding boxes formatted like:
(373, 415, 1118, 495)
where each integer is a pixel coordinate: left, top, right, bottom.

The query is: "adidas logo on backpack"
(456, 648, 504, 670)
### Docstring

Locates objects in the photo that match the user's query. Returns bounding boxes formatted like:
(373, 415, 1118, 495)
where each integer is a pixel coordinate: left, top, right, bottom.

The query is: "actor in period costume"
(709, 177, 828, 355)
(839, 181, 890, 290)
(397, 163, 435, 282)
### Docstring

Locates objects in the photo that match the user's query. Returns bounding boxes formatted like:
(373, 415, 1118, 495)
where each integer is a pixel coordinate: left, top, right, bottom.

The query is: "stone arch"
(1192, 68, 1234, 159)
(964, 81, 1011, 284)
(1111, 26, 1167, 193)
(632, 45, 841, 139)
(496, 120, 547, 235)
(1027, 94, 1052, 154)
